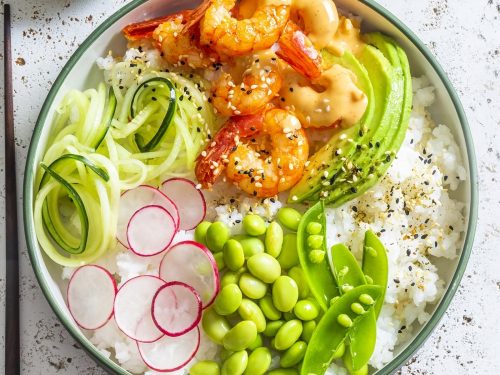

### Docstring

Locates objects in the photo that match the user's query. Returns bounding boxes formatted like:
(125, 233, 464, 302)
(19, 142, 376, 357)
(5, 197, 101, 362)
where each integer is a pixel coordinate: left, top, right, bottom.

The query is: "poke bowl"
(23, 0, 478, 374)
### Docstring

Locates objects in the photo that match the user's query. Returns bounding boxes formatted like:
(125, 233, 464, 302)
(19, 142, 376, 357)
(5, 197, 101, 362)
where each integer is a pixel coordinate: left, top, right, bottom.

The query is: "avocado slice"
(288, 50, 376, 202)
(324, 34, 412, 206)
(289, 34, 412, 206)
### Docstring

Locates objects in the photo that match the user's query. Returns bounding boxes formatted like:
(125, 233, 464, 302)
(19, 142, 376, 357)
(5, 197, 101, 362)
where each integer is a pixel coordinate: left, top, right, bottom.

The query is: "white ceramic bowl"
(23, 1, 478, 374)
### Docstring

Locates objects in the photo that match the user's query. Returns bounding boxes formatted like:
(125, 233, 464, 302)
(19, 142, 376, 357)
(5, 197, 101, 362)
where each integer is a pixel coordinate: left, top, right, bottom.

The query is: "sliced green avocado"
(324, 34, 412, 206)
(288, 50, 376, 203)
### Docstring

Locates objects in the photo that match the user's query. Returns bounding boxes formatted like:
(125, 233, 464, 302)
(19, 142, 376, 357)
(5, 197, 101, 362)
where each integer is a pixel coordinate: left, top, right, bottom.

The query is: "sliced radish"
(160, 178, 206, 230)
(127, 205, 176, 257)
(137, 326, 200, 372)
(114, 275, 165, 343)
(67, 265, 117, 330)
(159, 241, 219, 308)
(117, 185, 180, 247)
(152, 281, 202, 337)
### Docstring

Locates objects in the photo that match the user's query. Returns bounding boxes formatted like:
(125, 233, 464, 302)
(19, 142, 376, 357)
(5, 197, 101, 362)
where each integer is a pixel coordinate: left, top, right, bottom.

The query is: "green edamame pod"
(277, 233, 299, 270)
(330, 243, 366, 291)
(238, 299, 267, 333)
(280, 341, 307, 368)
(189, 360, 220, 375)
(259, 295, 282, 320)
(348, 310, 377, 371)
(221, 350, 248, 375)
(297, 202, 339, 311)
(263, 320, 284, 337)
(244, 347, 271, 375)
(201, 308, 231, 345)
(223, 321, 257, 351)
(300, 285, 382, 375)
(265, 221, 283, 257)
(288, 266, 310, 299)
(275, 319, 303, 350)
(362, 230, 388, 317)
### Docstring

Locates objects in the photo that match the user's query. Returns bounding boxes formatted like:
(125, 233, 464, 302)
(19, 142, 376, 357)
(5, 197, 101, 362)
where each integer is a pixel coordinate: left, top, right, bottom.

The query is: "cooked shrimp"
(123, 14, 183, 41)
(276, 20, 323, 79)
(210, 54, 282, 116)
(152, 11, 219, 69)
(195, 114, 264, 188)
(199, 0, 291, 56)
(225, 108, 309, 197)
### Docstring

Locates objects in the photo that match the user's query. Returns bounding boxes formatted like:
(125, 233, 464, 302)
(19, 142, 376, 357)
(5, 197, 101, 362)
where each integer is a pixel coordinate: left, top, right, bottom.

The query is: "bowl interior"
(24, 0, 476, 374)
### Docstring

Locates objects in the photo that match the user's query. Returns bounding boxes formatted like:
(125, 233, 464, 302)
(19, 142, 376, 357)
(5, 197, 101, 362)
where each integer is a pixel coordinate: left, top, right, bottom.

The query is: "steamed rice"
(64, 51, 467, 374)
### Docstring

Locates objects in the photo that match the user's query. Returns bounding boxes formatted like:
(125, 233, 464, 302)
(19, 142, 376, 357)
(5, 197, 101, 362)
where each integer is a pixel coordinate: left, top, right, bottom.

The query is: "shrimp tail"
(276, 21, 323, 80)
(195, 114, 264, 188)
(182, 0, 213, 32)
(123, 12, 191, 41)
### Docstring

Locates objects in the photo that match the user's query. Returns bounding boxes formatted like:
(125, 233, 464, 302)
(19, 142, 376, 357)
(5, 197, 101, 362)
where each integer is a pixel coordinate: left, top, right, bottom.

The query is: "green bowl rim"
(23, 0, 478, 374)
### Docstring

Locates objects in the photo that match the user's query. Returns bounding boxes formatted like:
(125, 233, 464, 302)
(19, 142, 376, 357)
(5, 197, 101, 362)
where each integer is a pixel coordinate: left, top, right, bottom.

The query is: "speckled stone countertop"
(0, 0, 498, 373)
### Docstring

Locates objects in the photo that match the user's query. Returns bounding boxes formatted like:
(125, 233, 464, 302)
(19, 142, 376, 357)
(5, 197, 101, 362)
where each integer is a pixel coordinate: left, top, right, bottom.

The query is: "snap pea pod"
(330, 243, 376, 371)
(362, 230, 388, 317)
(300, 285, 382, 375)
(297, 201, 339, 311)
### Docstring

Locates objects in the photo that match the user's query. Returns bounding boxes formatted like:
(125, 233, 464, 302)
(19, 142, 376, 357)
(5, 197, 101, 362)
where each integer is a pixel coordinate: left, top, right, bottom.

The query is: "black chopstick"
(4, 4, 20, 375)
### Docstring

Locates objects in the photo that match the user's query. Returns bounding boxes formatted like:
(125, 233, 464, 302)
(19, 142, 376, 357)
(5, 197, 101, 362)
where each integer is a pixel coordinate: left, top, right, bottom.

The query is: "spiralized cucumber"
(34, 64, 216, 266)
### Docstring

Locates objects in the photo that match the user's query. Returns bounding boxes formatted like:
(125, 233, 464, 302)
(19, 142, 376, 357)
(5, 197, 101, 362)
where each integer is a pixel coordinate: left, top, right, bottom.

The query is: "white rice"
(62, 51, 466, 373)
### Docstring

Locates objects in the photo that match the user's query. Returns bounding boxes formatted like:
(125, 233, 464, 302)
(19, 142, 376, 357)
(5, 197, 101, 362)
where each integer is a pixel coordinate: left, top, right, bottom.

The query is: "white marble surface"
(0, 0, 498, 373)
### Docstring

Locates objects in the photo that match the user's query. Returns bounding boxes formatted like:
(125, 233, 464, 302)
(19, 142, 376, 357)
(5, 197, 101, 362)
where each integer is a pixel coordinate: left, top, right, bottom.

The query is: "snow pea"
(300, 285, 382, 375)
(297, 201, 339, 311)
(362, 230, 388, 317)
(330, 242, 377, 372)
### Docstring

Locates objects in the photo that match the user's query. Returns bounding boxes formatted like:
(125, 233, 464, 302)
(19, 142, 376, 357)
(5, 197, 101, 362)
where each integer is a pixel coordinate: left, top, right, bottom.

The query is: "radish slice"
(159, 241, 219, 308)
(127, 205, 176, 257)
(114, 275, 165, 343)
(137, 326, 200, 372)
(152, 281, 202, 337)
(67, 265, 117, 330)
(160, 178, 206, 230)
(117, 185, 180, 247)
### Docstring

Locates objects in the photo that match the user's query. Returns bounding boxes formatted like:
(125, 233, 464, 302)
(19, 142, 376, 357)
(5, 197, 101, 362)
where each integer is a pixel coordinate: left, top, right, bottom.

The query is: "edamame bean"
(293, 300, 319, 321)
(265, 221, 283, 258)
(272, 276, 299, 312)
(307, 234, 324, 249)
(268, 369, 298, 375)
(223, 240, 245, 271)
(238, 299, 266, 333)
(189, 360, 220, 375)
(201, 308, 231, 344)
(223, 321, 257, 351)
(243, 347, 271, 375)
(277, 234, 299, 270)
(221, 271, 240, 288)
(243, 214, 266, 236)
(221, 350, 248, 375)
(309, 249, 325, 264)
(306, 221, 322, 235)
(263, 320, 284, 337)
(301, 320, 316, 342)
(280, 341, 307, 368)
(259, 295, 282, 320)
(194, 221, 211, 245)
(239, 273, 268, 299)
(288, 266, 310, 299)
(274, 320, 303, 350)
(214, 252, 225, 270)
(239, 237, 265, 258)
(214, 284, 243, 315)
(277, 207, 302, 231)
(206, 222, 230, 252)
(247, 333, 263, 351)
(337, 313, 353, 328)
(247, 253, 281, 283)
